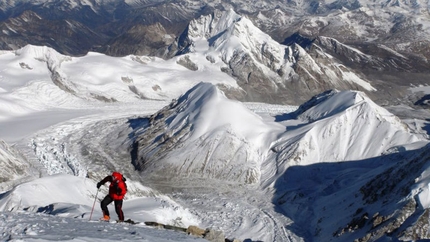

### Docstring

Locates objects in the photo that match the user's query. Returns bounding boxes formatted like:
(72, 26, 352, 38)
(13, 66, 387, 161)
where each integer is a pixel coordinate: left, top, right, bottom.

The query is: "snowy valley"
(0, 7, 430, 242)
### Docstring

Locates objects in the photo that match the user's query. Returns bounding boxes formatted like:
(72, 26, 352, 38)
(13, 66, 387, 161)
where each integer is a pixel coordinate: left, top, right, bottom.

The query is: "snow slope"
(0, 173, 205, 241)
(0, 44, 239, 120)
(0, 44, 243, 141)
(269, 89, 421, 168)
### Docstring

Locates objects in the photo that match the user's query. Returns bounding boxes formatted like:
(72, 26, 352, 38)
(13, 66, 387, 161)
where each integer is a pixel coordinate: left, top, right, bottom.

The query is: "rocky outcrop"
(144, 222, 241, 242)
(0, 10, 107, 56)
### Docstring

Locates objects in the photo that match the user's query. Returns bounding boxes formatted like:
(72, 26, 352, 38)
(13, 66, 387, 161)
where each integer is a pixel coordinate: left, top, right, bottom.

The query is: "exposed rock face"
(146, 222, 232, 242)
(313, 36, 430, 106)
(0, 10, 108, 56)
(352, 145, 430, 241)
(176, 55, 199, 71)
(0, 0, 210, 56)
(102, 23, 177, 58)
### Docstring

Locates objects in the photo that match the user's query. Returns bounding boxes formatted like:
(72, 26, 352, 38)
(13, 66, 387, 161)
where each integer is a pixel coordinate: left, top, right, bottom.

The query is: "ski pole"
(89, 188, 99, 221)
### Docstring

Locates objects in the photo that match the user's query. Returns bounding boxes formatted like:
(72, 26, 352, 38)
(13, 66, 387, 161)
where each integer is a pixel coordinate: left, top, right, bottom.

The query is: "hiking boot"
(100, 215, 110, 221)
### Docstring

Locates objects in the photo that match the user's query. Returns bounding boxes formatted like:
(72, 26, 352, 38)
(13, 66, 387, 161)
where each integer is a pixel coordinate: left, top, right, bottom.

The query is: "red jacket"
(99, 172, 127, 200)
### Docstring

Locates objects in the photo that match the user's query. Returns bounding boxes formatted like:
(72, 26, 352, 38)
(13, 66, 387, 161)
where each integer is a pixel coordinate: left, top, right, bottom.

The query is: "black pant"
(101, 195, 124, 221)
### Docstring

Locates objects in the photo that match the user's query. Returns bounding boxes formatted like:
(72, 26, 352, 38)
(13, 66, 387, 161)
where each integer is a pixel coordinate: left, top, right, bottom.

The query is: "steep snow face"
(275, 143, 430, 242)
(131, 82, 285, 185)
(168, 82, 280, 145)
(261, 90, 426, 187)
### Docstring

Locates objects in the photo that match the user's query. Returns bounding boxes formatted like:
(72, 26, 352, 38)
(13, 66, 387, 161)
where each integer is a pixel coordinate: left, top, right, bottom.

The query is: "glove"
(96, 182, 102, 189)
(116, 187, 122, 195)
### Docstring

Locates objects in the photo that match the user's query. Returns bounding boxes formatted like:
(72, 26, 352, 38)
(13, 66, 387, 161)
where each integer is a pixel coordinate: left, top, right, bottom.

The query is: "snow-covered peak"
(187, 9, 289, 65)
(15, 45, 67, 64)
(0, 44, 242, 116)
(168, 82, 279, 145)
(296, 89, 390, 123)
(131, 82, 285, 185)
(179, 9, 377, 104)
(268, 90, 424, 171)
(0, 174, 96, 211)
(188, 9, 241, 40)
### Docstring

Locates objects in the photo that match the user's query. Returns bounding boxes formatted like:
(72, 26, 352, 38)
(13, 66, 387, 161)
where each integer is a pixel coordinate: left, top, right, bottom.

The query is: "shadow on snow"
(271, 144, 430, 241)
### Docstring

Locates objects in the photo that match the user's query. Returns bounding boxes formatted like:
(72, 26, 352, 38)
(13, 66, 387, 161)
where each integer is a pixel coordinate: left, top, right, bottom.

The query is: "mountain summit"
(177, 9, 375, 105)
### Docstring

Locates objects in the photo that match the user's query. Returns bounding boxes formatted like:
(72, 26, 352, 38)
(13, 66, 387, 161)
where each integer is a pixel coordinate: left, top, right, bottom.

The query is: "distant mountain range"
(1, 0, 429, 57)
(1, 0, 429, 108)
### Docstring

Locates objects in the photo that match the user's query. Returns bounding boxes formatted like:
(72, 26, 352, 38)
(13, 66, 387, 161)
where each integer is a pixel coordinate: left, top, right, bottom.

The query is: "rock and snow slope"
(1, 0, 430, 109)
(129, 82, 286, 185)
(179, 9, 376, 104)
